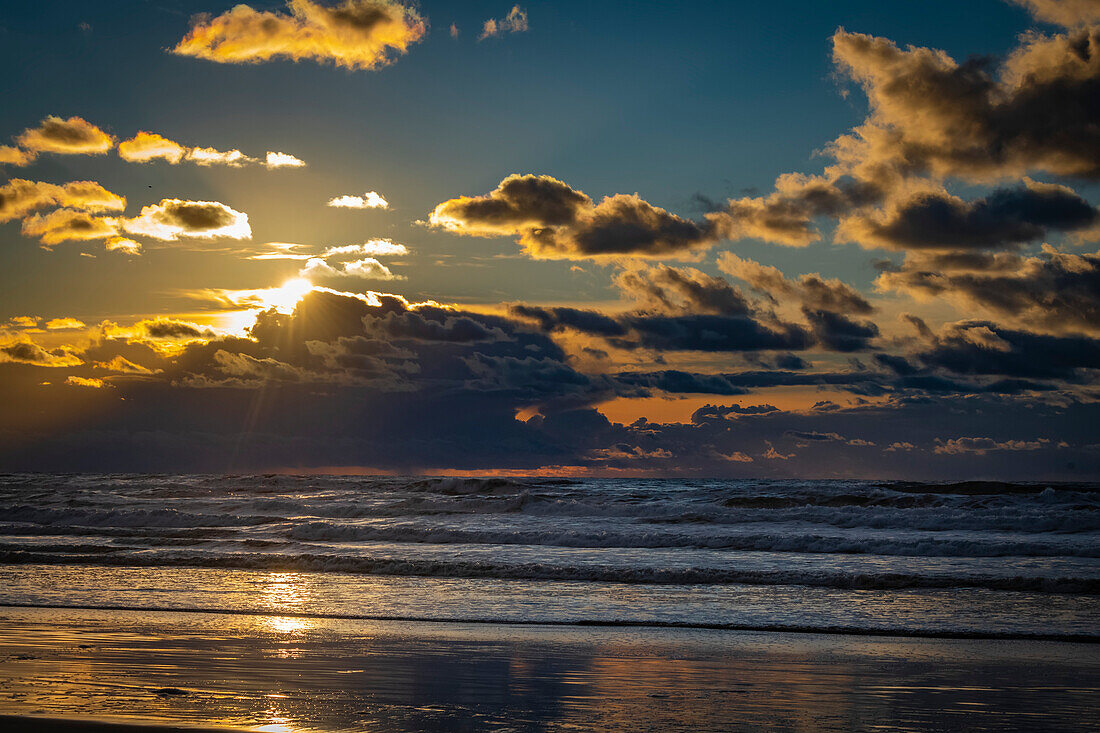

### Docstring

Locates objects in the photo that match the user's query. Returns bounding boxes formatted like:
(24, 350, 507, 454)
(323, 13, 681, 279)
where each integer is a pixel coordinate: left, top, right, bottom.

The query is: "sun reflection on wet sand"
(0, 607, 1096, 732)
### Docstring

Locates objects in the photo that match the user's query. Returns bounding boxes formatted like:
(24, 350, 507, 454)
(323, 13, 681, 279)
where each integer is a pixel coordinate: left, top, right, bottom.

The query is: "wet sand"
(0, 605, 1097, 732)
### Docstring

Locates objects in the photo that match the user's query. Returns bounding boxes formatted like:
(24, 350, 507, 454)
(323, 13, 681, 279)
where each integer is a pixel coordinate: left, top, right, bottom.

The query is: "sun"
(261, 278, 314, 313)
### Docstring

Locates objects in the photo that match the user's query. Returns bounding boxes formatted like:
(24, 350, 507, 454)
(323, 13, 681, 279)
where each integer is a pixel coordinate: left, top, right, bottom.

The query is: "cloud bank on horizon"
(0, 0, 1098, 477)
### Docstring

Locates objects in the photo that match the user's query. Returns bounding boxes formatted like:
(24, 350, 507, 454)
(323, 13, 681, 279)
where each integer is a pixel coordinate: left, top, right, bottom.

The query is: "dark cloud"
(0, 341, 81, 367)
(617, 313, 813, 353)
(692, 403, 780, 421)
(877, 246, 1100, 335)
(916, 321, 1100, 379)
(934, 436, 1050, 454)
(838, 181, 1099, 250)
(802, 308, 880, 352)
(143, 319, 216, 339)
(509, 305, 628, 337)
(431, 175, 717, 259)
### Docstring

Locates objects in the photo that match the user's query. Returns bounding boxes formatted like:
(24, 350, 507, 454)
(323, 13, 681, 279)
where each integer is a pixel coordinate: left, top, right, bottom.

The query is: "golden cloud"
(121, 199, 252, 241)
(21, 209, 120, 246)
(105, 237, 143, 255)
(0, 179, 125, 224)
(172, 0, 427, 71)
(0, 145, 35, 166)
(118, 131, 188, 164)
(16, 116, 115, 155)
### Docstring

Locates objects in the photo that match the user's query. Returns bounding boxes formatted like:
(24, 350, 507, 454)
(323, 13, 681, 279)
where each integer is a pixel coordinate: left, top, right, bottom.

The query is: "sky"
(1, 0, 1098, 477)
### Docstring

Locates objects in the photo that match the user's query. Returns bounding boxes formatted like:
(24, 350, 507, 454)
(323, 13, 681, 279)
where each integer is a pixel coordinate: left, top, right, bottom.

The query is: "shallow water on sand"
(1, 607, 1098, 733)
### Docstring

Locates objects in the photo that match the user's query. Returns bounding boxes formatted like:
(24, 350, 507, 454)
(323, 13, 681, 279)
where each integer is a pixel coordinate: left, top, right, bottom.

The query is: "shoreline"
(1, 601, 1096, 643)
(1, 605, 1097, 732)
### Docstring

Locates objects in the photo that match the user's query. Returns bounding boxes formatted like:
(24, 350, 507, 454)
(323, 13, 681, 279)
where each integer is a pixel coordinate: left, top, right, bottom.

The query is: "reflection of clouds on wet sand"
(0, 607, 1097, 732)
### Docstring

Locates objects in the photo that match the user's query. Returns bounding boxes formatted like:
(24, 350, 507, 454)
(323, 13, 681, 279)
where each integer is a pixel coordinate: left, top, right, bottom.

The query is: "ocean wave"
(284, 521, 1100, 557)
(0, 550, 1095, 594)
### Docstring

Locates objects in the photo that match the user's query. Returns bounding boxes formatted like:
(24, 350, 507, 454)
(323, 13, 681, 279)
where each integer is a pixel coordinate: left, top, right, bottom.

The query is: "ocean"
(0, 473, 1096, 640)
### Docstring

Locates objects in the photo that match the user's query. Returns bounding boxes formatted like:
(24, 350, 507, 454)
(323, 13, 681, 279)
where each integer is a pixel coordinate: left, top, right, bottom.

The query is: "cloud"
(300, 256, 403, 280)
(172, 0, 427, 71)
(143, 318, 215, 339)
(717, 253, 874, 314)
(0, 146, 35, 166)
(933, 436, 1049, 454)
(327, 191, 388, 209)
(6, 317, 41, 330)
(122, 199, 252, 241)
(1007, 0, 1100, 26)
(802, 307, 879, 352)
(836, 180, 1100, 251)
(186, 146, 251, 166)
(64, 376, 107, 388)
(479, 5, 528, 40)
(117, 131, 188, 164)
(707, 173, 883, 247)
(614, 264, 753, 316)
(265, 151, 307, 168)
(0, 179, 125, 223)
(116, 132, 303, 169)
(876, 245, 1100, 335)
(16, 116, 115, 155)
(431, 174, 717, 259)
(105, 237, 143, 255)
(0, 341, 82, 367)
(21, 209, 119, 246)
(916, 321, 1100, 379)
(829, 27, 1100, 180)
(320, 239, 407, 257)
(45, 318, 86, 330)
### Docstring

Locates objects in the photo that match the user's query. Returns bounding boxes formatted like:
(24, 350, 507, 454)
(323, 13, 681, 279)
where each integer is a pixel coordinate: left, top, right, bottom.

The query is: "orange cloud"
(172, 0, 427, 71)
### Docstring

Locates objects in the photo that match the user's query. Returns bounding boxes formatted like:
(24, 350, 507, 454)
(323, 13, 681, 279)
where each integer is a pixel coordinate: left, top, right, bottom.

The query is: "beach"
(2, 605, 1098, 732)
